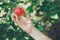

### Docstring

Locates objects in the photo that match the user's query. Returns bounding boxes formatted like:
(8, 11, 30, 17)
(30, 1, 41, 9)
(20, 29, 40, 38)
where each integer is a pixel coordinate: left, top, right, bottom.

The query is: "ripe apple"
(13, 7, 25, 17)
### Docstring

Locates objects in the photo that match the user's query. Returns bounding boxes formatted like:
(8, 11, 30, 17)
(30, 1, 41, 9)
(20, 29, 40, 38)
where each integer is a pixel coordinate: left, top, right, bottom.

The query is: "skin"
(11, 13, 34, 33)
(11, 13, 52, 40)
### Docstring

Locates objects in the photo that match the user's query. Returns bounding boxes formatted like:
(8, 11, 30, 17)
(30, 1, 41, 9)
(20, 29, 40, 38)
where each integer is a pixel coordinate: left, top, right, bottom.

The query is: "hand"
(11, 13, 33, 33)
(11, 13, 52, 40)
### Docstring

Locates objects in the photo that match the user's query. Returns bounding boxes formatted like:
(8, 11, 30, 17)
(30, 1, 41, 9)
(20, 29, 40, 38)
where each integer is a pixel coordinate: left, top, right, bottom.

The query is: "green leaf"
(37, 25, 44, 31)
(50, 14, 58, 19)
(3, 0, 10, 3)
(26, 5, 33, 13)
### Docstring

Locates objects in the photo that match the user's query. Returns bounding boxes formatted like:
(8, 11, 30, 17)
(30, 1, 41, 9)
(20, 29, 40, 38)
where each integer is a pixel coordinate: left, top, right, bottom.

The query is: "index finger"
(24, 9, 31, 20)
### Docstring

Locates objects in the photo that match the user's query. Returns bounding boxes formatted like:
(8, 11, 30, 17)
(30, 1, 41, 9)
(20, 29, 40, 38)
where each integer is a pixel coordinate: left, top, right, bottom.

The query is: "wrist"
(26, 26, 34, 34)
(29, 27, 52, 40)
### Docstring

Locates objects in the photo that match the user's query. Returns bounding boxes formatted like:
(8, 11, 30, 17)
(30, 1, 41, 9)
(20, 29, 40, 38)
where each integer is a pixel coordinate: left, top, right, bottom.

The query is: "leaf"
(37, 25, 44, 31)
(3, 0, 10, 3)
(50, 14, 58, 19)
(26, 5, 33, 13)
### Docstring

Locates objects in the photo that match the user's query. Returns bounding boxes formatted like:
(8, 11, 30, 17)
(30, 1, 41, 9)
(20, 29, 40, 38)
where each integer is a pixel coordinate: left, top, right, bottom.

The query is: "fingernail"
(22, 16, 26, 20)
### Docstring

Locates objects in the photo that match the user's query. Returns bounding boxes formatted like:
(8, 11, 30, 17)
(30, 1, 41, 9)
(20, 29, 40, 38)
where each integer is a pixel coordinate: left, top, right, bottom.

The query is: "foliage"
(0, 0, 60, 40)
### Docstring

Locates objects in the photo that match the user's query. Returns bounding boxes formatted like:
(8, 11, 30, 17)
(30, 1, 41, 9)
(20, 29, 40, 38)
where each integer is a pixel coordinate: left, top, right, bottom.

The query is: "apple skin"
(13, 7, 25, 17)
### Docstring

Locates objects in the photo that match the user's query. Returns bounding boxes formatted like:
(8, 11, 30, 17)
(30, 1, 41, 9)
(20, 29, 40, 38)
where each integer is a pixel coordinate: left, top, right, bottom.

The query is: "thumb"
(11, 13, 19, 22)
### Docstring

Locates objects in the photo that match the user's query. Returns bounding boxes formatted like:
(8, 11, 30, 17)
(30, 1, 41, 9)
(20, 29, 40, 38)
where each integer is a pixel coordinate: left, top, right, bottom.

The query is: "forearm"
(29, 27, 52, 40)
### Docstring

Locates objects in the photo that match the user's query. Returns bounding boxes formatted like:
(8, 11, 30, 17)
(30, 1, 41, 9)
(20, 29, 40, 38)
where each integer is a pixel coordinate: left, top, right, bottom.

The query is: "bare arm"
(11, 13, 52, 40)
(29, 27, 52, 40)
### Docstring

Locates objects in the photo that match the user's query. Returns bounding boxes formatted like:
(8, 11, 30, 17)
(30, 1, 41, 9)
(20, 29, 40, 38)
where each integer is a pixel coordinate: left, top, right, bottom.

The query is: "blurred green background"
(0, 0, 60, 40)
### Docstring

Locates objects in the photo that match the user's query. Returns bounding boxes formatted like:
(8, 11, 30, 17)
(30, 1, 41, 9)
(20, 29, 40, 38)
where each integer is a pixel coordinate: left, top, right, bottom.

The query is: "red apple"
(13, 7, 25, 17)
